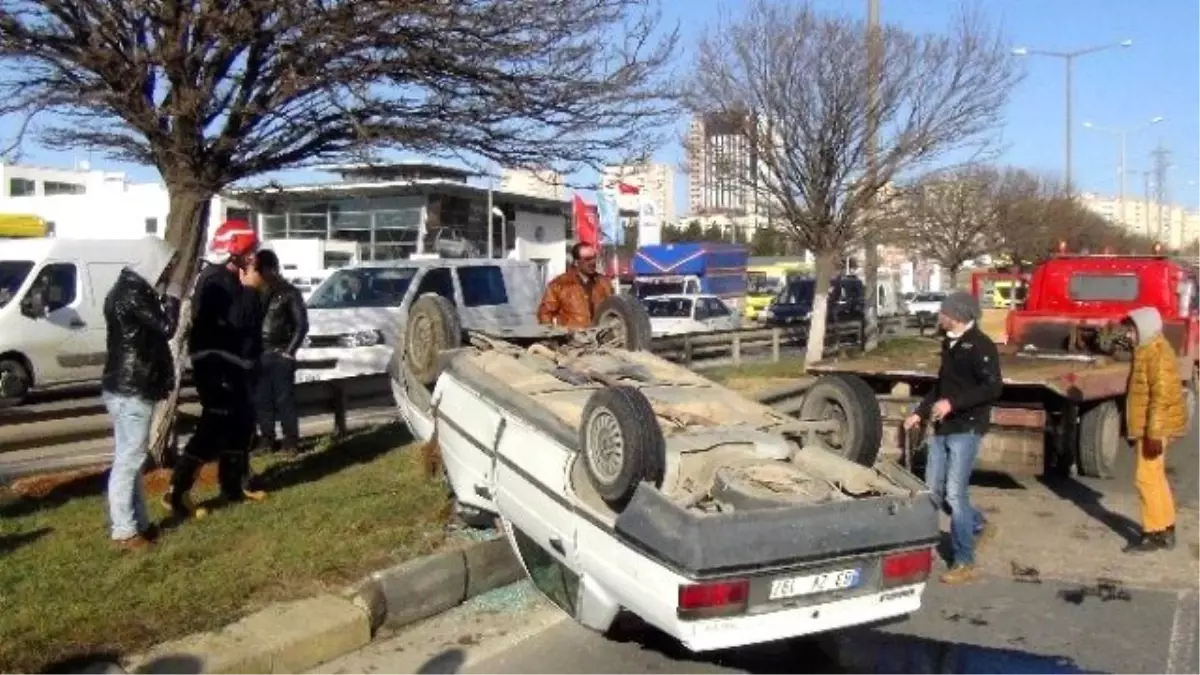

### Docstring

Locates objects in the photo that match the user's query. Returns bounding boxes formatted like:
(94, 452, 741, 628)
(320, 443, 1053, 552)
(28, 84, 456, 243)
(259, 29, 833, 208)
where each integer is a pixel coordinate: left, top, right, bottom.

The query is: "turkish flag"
(573, 195, 600, 247)
(617, 182, 641, 195)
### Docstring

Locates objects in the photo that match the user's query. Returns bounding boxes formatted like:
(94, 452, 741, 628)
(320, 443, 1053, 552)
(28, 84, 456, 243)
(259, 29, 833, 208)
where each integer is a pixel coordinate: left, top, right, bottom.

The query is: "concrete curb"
(115, 536, 524, 674)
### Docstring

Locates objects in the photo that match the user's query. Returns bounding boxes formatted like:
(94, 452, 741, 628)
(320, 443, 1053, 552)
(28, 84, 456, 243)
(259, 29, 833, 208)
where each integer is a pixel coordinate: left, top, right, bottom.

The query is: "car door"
(493, 414, 580, 573)
(690, 297, 711, 332)
(18, 261, 90, 386)
(705, 297, 738, 331)
(79, 261, 128, 381)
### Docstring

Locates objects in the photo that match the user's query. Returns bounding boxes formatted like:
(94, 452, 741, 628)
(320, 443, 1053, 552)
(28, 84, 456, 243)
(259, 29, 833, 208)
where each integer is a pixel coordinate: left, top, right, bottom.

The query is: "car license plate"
(768, 568, 861, 601)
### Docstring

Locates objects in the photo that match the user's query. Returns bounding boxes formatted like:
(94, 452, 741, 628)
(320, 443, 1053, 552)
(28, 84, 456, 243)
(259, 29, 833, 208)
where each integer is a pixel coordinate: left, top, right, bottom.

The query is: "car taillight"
(677, 579, 750, 620)
(881, 548, 932, 588)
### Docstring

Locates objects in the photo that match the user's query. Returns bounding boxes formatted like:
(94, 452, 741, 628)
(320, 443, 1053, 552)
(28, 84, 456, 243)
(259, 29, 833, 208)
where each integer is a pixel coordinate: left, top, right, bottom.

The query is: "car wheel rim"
(0, 365, 23, 398)
(409, 314, 435, 365)
(597, 311, 627, 348)
(586, 408, 625, 483)
(817, 398, 848, 451)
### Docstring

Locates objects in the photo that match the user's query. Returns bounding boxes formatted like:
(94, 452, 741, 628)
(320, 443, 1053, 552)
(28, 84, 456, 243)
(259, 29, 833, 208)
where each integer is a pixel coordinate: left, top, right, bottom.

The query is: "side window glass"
(693, 301, 710, 320)
(709, 298, 731, 317)
(508, 524, 579, 616)
(457, 265, 510, 307)
(30, 263, 78, 312)
(413, 267, 455, 303)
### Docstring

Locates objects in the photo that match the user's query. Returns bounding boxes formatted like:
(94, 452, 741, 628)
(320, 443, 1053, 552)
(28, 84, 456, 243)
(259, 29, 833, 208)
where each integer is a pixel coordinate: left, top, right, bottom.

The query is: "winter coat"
(260, 278, 308, 356)
(100, 241, 181, 401)
(536, 266, 614, 329)
(1126, 333, 1188, 443)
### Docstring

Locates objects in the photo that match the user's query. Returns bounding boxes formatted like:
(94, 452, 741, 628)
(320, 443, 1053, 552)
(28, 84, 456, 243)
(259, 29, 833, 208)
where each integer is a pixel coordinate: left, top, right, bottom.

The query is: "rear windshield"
(643, 297, 693, 318)
(1068, 274, 1139, 302)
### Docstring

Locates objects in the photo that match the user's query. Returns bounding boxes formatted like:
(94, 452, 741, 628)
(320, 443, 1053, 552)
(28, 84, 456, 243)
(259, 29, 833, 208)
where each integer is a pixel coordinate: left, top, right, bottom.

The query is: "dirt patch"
(8, 463, 221, 501)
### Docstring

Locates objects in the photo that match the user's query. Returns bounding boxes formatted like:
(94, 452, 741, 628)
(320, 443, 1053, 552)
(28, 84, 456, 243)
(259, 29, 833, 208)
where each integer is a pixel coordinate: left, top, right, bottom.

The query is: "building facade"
(499, 168, 566, 202)
(1077, 192, 1200, 250)
(686, 111, 765, 217)
(601, 162, 676, 221)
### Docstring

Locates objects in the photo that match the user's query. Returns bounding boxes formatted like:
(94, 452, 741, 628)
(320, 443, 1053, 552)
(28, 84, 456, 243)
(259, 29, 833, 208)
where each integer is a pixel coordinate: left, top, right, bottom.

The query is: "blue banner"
(596, 189, 623, 246)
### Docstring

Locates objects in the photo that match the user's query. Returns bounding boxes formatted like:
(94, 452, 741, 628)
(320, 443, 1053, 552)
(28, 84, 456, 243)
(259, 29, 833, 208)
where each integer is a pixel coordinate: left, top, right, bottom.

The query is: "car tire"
(592, 296, 653, 352)
(579, 385, 666, 511)
(1077, 399, 1123, 479)
(405, 294, 463, 387)
(796, 374, 882, 467)
(0, 357, 31, 407)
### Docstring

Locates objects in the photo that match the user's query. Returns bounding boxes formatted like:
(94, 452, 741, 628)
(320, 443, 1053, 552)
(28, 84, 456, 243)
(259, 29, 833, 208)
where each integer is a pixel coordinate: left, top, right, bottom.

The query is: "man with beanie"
(101, 237, 182, 549)
(904, 289, 1003, 584)
(163, 220, 266, 521)
(1122, 306, 1187, 553)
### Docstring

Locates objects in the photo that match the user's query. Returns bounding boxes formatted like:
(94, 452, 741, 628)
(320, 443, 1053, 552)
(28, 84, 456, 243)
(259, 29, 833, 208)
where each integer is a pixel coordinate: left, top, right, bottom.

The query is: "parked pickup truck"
(801, 252, 1199, 478)
(387, 282, 938, 653)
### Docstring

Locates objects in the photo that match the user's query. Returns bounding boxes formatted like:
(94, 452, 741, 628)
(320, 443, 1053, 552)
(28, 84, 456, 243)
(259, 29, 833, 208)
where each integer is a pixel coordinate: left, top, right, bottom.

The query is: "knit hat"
(939, 290, 980, 323)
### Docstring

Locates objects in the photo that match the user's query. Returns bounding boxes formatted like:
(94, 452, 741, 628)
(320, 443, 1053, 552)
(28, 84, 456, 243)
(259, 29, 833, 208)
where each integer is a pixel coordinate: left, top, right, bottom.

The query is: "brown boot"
(939, 564, 978, 585)
(114, 534, 154, 551)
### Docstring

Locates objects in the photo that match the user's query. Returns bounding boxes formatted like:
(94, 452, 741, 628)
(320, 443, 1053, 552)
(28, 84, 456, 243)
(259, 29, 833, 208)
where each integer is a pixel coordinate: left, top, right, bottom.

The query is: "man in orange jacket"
(1123, 306, 1188, 553)
(537, 242, 613, 329)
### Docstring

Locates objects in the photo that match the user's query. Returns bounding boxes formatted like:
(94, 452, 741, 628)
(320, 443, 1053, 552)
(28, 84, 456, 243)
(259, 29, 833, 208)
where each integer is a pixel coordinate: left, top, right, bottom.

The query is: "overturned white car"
(388, 272, 938, 653)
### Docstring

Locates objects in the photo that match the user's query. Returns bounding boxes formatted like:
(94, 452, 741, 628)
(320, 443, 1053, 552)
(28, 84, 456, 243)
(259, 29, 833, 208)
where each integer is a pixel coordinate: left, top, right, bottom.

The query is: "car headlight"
(339, 330, 384, 348)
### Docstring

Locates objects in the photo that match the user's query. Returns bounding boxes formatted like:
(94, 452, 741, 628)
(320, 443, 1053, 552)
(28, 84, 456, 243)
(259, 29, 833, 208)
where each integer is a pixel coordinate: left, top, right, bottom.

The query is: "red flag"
(573, 195, 600, 247)
(617, 182, 641, 195)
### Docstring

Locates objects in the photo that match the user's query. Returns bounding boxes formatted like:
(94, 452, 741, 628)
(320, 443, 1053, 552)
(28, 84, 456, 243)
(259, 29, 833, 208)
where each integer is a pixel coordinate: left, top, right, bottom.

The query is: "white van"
(0, 238, 168, 404)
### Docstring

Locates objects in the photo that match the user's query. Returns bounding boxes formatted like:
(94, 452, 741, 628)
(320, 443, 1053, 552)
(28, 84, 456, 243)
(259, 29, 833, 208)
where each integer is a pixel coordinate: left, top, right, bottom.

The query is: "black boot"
(1164, 526, 1177, 551)
(1123, 531, 1167, 554)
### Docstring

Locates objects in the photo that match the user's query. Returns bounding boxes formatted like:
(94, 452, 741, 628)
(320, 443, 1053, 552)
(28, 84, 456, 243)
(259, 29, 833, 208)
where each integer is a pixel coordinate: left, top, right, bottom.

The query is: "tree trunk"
(862, 238, 879, 351)
(148, 188, 214, 467)
(804, 250, 838, 365)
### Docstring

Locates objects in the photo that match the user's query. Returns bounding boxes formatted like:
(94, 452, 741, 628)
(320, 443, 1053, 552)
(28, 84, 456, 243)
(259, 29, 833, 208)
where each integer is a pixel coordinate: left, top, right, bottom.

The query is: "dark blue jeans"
(925, 432, 987, 566)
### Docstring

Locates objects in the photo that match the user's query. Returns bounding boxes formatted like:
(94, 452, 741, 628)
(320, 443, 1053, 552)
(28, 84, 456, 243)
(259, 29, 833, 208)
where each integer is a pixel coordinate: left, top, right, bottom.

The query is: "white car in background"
(643, 294, 740, 338)
(296, 259, 544, 382)
(287, 269, 333, 301)
(904, 291, 946, 325)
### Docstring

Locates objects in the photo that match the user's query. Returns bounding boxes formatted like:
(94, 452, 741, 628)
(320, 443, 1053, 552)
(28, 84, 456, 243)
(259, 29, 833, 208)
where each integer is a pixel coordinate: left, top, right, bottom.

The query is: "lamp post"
(1082, 116, 1165, 226)
(1012, 39, 1133, 196)
(493, 206, 507, 258)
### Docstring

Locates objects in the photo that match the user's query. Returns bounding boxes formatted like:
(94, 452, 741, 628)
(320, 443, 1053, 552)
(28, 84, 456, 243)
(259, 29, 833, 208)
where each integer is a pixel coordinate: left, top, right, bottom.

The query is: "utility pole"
(1151, 143, 1171, 244)
(862, 0, 882, 350)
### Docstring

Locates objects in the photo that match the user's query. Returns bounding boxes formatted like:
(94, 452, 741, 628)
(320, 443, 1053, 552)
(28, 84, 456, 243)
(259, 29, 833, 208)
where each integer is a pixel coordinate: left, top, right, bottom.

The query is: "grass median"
(0, 423, 449, 674)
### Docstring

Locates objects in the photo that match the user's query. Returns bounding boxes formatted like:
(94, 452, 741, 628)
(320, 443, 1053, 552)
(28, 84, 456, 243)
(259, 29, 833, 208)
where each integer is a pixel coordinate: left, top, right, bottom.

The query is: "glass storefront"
(258, 194, 426, 261)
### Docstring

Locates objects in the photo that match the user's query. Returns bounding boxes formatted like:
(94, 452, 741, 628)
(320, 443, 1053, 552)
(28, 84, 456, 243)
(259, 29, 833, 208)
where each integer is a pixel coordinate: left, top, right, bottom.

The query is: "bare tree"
(901, 165, 1002, 278)
(0, 0, 677, 461)
(681, 0, 1020, 364)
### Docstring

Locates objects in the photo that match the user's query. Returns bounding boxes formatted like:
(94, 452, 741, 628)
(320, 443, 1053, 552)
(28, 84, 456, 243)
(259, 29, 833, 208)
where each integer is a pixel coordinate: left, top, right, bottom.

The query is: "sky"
(2, 0, 1197, 213)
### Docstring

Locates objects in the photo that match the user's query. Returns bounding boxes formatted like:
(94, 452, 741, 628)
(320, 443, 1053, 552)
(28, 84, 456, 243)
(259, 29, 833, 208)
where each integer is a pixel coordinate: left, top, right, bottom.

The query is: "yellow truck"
(744, 262, 806, 320)
(0, 214, 49, 239)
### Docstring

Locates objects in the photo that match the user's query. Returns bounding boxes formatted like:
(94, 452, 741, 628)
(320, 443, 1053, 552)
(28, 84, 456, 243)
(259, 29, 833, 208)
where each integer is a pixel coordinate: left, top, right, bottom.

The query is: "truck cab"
(1006, 254, 1199, 372)
(631, 243, 749, 316)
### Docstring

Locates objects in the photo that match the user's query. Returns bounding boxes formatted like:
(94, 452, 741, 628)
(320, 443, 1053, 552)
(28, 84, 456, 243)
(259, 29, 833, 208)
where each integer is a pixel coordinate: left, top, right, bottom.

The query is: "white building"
(0, 161, 573, 282)
(601, 162, 676, 221)
(499, 168, 566, 202)
(1077, 192, 1200, 250)
(686, 111, 773, 217)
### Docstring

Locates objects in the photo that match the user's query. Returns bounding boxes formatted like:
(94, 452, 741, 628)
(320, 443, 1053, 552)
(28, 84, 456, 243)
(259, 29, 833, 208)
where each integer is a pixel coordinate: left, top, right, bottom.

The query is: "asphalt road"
(462, 577, 1197, 675)
(1079, 422, 1199, 511)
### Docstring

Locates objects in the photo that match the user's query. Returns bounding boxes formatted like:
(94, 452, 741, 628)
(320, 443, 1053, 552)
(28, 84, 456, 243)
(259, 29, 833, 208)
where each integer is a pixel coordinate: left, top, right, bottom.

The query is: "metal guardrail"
(651, 317, 904, 367)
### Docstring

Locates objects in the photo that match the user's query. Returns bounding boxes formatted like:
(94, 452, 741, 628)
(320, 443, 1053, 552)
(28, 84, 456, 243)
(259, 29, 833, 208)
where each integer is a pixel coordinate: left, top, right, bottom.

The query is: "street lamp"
(1082, 116, 1165, 226)
(1012, 39, 1134, 196)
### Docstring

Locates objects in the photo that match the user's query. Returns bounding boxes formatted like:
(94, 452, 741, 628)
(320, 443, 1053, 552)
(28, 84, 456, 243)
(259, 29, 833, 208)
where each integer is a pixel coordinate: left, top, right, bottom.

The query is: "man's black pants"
(256, 351, 299, 449)
(170, 355, 255, 503)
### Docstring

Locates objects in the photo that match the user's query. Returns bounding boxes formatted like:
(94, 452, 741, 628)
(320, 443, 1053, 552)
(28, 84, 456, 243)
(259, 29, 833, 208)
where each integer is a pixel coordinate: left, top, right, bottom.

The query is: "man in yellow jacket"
(1123, 306, 1188, 554)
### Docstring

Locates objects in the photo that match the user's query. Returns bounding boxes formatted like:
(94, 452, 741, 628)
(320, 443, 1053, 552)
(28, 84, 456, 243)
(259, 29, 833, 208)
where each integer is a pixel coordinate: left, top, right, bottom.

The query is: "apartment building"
(499, 168, 566, 202)
(1078, 192, 1200, 250)
(685, 111, 763, 216)
(601, 162, 675, 221)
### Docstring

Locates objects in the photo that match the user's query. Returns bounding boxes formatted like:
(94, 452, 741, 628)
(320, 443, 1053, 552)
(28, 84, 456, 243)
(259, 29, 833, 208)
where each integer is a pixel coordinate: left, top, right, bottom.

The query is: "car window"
(307, 267, 417, 309)
(707, 297, 731, 317)
(508, 524, 579, 616)
(694, 301, 711, 320)
(0, 260, 34, 309)
(414, 267, 455, 303)
(1068, 274, 1139, 302)
(30, 263, 78, 312)
(643, 297, 692, 318)
(457, 265, 509, 307)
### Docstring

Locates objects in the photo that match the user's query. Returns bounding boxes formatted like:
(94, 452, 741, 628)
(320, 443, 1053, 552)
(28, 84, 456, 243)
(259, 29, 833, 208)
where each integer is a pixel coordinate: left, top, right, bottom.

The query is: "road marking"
(1166, 589, 1198, 674)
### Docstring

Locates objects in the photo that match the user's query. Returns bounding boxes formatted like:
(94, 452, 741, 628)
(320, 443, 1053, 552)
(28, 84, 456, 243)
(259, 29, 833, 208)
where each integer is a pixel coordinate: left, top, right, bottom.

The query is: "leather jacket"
(101, 268, 181, 401)
(261, 278, 309, 356)
(536, 266, 614, 329)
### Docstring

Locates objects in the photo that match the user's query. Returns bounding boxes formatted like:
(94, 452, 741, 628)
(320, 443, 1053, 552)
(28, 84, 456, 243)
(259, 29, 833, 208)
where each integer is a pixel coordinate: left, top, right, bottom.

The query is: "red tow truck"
(795, 250, 1199, 478)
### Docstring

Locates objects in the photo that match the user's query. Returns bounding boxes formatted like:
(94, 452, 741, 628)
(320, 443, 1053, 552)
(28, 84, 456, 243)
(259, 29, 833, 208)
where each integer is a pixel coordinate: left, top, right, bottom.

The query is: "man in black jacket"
(252, 249, 309, 456)
(904, 290, 1003, 584)
(164, 220, 265, 520)
(101, 237, 181, 549)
